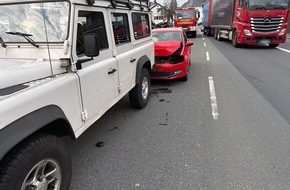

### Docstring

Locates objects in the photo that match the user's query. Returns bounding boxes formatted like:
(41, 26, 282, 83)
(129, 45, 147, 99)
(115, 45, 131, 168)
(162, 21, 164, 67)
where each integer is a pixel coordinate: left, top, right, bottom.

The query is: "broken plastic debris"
(95, 142, 105, 147)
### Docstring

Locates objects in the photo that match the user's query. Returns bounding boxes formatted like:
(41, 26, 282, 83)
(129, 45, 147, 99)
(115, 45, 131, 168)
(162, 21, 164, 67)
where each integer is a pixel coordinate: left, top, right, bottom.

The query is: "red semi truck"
(202, 0, 289, 47)
(174, 8, 200, 38)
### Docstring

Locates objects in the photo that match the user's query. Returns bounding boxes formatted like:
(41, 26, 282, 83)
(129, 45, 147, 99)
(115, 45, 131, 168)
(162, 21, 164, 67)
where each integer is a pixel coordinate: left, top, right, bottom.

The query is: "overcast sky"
(156, 0, 188, 7)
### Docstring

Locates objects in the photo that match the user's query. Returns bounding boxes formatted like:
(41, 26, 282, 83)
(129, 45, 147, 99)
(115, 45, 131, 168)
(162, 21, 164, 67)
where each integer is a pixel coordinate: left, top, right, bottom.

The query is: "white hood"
(0, 58, 52, 89)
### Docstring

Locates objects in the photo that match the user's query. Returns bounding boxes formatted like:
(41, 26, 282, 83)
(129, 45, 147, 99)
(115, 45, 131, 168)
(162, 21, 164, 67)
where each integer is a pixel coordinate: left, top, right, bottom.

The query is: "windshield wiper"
(0, 36, 6, 48)
(5, 32, 39, 48)
(250, 5, 267, 9)
(266, 5, 287, 9)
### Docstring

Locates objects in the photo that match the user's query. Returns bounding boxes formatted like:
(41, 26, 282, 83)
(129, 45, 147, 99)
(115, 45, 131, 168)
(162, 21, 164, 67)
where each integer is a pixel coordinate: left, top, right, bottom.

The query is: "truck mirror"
(83, 33, 99, 57)
(197, 11, 200, 19)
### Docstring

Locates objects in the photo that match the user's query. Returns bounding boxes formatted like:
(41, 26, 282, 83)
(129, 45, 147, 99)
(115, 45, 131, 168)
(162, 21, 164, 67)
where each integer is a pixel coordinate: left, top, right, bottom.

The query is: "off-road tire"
(129, 68, 150, 109)
(0, 133, 71, 190)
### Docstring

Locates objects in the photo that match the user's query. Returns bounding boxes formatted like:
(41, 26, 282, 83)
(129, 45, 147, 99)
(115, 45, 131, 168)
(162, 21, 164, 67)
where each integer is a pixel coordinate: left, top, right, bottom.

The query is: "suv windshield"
(247, 0, 288, 9)
(176, 10, 196, 19)
(0, 1, 69, 43)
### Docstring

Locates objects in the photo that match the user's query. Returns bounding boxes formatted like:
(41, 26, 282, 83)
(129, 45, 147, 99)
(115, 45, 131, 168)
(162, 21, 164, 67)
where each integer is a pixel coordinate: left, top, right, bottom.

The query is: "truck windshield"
(0, 1, 69, 43)
(176, 10, 196, 19)
(247, 0, 288, 9)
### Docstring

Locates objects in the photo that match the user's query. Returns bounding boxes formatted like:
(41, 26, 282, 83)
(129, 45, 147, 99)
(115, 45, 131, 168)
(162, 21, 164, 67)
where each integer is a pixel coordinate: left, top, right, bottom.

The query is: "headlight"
(279, 29, 286, 35)
(244, 29, 252, 36)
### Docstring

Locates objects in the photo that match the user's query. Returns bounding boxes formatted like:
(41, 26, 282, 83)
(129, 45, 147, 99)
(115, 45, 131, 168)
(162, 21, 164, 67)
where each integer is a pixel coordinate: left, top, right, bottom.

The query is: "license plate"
(260, 40, 270, 44)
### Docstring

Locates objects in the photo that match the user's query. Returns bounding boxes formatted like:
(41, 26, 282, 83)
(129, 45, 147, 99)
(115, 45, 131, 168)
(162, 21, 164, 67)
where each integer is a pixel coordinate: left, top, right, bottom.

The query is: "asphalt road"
(68, 35, 290, 189)
(209, 37, 290, 124)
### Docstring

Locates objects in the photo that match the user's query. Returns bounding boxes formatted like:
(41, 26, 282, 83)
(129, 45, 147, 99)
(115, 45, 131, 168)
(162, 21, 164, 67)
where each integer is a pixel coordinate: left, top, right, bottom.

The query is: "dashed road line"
(277, 47, 290, 53)
(208, 76, 219, 120)
(202, 37, 205, 40)
(206, 51, 210, 61)
(204, 42, 207, 47)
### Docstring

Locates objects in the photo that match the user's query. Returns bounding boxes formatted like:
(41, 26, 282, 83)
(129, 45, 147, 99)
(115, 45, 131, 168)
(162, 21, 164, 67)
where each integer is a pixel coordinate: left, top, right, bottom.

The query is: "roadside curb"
(287, 33, 290, 39)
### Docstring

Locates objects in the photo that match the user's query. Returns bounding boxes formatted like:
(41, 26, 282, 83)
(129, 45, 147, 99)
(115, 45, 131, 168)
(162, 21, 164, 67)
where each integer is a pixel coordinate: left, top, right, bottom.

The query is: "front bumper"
(183, 26, 197, 32)
(238, 31, 287, 45)
(150, 61, 187, 80)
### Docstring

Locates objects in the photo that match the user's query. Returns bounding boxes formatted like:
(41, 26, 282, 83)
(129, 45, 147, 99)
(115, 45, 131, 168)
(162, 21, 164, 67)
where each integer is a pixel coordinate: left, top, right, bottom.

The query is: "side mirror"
(197, 11, 200, 19)
(83, 33, 99, 57)
(186, 41, 194, 46)
(76, 33, 99, 70)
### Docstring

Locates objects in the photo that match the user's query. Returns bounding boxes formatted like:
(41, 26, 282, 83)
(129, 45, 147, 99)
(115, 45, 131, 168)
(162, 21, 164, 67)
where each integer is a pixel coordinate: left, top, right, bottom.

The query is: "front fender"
(0, 105, 72, 161)
(135, 55, 151, 84)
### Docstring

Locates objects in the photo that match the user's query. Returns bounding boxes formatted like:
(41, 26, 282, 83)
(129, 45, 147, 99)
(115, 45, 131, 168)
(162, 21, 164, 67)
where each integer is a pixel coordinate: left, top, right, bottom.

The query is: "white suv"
(0, 0, 153, 189)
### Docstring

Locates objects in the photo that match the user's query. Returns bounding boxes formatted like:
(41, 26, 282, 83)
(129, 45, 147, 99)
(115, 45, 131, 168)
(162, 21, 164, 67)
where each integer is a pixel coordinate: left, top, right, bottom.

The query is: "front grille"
(151, 71, 173, 78)
(251, 17, 283, 32)
(253, 36, 277, 41)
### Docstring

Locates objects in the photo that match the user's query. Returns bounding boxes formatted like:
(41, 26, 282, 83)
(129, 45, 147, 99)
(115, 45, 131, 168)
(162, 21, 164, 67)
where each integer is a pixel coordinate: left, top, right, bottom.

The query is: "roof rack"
(109, 0, 150, 10)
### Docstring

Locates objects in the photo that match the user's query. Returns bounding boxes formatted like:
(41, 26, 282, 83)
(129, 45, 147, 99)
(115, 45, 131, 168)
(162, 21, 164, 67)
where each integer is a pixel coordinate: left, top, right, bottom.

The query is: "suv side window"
(76, 11, 108, 56)
(132, 13, 150, 39)
(111, 13, 130, 45)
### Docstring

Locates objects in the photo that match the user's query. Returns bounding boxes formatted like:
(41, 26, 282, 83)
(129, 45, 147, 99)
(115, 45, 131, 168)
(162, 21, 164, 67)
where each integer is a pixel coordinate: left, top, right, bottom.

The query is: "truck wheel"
(0, 134, 71, 190)
(192, 31, 196, 38)
(129, 68, 150, 109)
(214, 29, 218, 39)
(232, 30, 240, 47)
(217, 30, 222, 41)
(269, 44, 279, 48)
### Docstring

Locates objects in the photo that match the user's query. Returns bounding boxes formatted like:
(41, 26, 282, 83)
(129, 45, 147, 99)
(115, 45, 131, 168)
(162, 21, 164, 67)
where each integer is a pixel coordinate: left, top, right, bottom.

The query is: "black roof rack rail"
(109, 0, 150, 10)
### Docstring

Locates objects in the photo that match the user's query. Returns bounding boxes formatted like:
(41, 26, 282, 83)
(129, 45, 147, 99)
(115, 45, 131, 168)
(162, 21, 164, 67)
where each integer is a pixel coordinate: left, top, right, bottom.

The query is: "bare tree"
(163, 0, 177, 22)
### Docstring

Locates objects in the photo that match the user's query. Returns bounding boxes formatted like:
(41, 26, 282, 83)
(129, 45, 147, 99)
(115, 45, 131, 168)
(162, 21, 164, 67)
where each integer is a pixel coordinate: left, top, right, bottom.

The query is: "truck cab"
(232, 0, 289, 47)
(173, 7, 200, 38)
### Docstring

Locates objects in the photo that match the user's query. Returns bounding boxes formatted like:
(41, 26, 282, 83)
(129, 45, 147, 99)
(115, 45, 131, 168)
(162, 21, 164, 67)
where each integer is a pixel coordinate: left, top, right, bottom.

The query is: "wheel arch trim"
(0, 105, 74, 161)
(135, 55, 151, 84)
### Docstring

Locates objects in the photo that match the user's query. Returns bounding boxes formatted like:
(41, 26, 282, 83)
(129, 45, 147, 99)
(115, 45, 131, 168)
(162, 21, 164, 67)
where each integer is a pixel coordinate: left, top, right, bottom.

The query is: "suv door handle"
(130, 58, 136, 62)
(108, 68, 117, 75)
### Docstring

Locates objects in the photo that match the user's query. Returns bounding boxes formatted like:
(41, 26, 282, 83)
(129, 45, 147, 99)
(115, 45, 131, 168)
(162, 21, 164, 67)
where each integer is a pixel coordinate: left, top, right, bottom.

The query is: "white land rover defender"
(0, 0, 154, 189)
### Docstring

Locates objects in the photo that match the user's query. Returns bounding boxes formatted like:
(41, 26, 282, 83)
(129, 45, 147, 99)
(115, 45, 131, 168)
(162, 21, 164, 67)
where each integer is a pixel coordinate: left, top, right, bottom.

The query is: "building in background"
(185, 0, 207, 7)
(150, 2, 168, 26)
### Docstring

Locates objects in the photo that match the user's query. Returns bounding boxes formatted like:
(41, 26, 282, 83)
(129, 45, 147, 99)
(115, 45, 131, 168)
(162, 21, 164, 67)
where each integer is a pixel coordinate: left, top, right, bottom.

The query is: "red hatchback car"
(151, 27, 194, 81)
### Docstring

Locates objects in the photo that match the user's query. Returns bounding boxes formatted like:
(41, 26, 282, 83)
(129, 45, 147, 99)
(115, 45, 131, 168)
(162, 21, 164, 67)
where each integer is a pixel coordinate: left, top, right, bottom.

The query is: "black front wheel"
(129, 68, 150, 109)
(269, 44, 279, 48)
(217, 29, 222, 41)
(0, 134, 71, 190)
(192, 31, 197, 38)
(232, 30, 240, 48)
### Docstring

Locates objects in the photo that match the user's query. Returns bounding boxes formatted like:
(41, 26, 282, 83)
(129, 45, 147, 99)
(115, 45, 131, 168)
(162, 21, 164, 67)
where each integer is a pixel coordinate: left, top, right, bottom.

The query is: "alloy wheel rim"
(141, 77, 149, 100)
(21, 159, 61, 190)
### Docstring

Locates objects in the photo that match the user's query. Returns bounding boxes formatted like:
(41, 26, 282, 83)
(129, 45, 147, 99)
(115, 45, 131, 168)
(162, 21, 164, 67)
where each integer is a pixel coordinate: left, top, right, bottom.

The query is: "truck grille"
(250, 17, 283, 32)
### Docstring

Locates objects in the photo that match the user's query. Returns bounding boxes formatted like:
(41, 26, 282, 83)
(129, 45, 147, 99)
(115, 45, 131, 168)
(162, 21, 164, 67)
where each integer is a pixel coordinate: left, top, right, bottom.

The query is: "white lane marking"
(206, 51, 210, 61)
(204, 42, 207, 47)
(277, 47, 290, 53)
(202, 37, 205, 40)
(208, 76, 219, 120)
